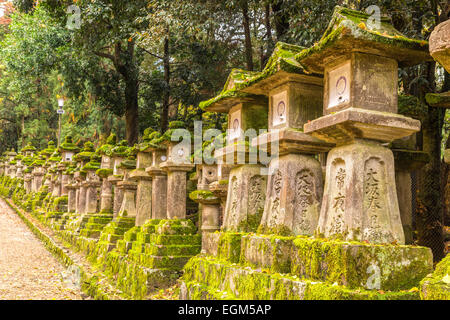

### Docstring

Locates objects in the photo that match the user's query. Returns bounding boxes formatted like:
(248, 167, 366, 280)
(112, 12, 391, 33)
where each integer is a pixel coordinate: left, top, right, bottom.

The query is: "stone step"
(181, 256, 421, 300)
(150, 234, 201, 246)
(204, 232, 433, 291)
(145, 243, 201, 256)
(116, 240, 133, 254)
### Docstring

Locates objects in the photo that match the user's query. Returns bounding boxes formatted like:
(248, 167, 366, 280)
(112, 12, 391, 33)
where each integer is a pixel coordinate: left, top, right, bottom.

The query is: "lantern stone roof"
(199, 69, 266, 113)
(96, 133, 118, 156)
(295, 6, 431, 74)
(59, 136, 80, 153)
(239, 42, 322, 95)
(22, 143, 37, 152)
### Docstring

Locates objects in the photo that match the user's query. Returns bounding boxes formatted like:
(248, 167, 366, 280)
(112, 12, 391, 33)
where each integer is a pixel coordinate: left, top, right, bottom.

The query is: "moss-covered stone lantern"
(96, 134, 117, 214)
(158, 121, 195, 220)
(82, 152, 102, 214)
(238, 42, 334, 236)
(144, 131, 168, 219)
(73, 141, 94, 215)
(107, 140, 129, 216)
(129, 128, 155, 225)
(299, 6, 431, 244)
(201, 69, 268, 232)
(117, 152, 137, 218)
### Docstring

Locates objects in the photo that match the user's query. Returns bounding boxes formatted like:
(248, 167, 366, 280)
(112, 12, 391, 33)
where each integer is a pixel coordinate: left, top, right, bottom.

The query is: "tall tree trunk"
(271, 0, 289, 41)
(114, 41, 139, 146)
(242, 1, 254, 71)
(124, 76, 139, 146)
(260, 2, 273, 69)
(161, 34, 170, 133)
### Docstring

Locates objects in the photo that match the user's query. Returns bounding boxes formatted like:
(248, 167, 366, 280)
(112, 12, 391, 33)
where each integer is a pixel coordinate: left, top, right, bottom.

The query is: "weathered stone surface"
(117, 181, 137, 217)
(266, 80, 322, 129)
(429, 19, 450, 72)
(107, 175, 123, 217)
(134, 178, 152, 226)
(84, 182, 100, 214)
(295, 6, 431, 74)
(420, 253, 450, 300)
(324, 53, 398, 114)
(259, 153, 323, 236)
(201, 232, 221, 256)
(160, 162, 194, 220)
(241, 234, 293, 273)
(223, 164, 267, 232)
(291, 237, 433, 291)
(99, 178, 113, 213)
(318, 139, 405, 244)
(253, 128, 334, 155)
(180, 256, 421, 300)
(190, 190, 221, 233)
(196, 164, 218, 190)
(304, 108, 421, 144)
(76, 185, 87, 215)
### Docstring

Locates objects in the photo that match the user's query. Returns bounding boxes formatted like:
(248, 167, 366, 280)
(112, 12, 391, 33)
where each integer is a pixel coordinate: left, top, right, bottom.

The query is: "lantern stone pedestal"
(24, 173, 32, 193)
(100, 176, 113, 213)
(160, 161, 195, 220)
(32, 169, 45, 193)
(129, 170, 152, 226)
(117, 180, 137, 218)
(75, 174, 87, 215)
(130, 148, 153, 226)
(215, 145, 267, 233)
(146, 164, 167, 219)
(108, 175, 123, 218)
(304, 109, 421, 245)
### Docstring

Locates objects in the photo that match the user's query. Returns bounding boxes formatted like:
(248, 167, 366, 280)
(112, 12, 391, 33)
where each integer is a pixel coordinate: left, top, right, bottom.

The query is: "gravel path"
(0, 198, 84, 300)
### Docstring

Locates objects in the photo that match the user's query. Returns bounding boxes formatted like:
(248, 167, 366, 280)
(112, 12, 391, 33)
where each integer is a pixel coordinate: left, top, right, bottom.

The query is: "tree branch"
(139, 47, 164, 60)
(93, 50, 115, 61)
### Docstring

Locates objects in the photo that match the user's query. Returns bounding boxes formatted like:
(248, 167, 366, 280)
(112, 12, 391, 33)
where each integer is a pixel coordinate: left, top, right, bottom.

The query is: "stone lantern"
(201, 69, 268, 232)
(48, 151, 62, 198)
(116, 152, 138, 218)
(299, 6, 431, 244)
(31, 156, 46, 193)
(7, 150, 17, 178)
(158, 121, 195, 220)
(208, 162, 232, 224)
(96, 134, 117, 214)
(107, 140, 129, 217)
(130, 129, 155, 226)
(239, 42, 334, 236)
(37, 141, 56, 194)
(15, 155, 24, 179)
(59, 136, 79, 163)
(82, 153, 102, 214)
(144, 133, 168, 220)
(22, 142, 37, 158)
(73, 142, 95, 215)
(190, 137, 222, 237)
(64, 164, 77, 213)
(52, 162, 77, 231)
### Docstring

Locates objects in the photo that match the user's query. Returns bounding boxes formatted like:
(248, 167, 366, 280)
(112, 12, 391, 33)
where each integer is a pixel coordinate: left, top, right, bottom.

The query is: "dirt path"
(0, 198, 84, 300)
